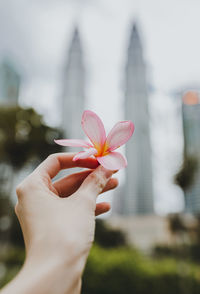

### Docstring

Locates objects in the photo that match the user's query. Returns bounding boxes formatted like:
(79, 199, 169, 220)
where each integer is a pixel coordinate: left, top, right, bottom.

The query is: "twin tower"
(62, 24, 154, 215)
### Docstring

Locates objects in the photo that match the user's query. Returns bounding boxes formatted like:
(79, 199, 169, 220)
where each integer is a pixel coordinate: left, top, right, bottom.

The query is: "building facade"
(115, 24, 154, 215)
(0, 59, 20, 105)
(182, 91, 200, 213)
(61, 27, 85, 141)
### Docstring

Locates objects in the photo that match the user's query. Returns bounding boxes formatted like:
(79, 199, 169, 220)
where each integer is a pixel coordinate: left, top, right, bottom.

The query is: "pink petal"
(97, 152, 127, 170)
(54, 139, 92, 148)
(105, 121, 134, 151)
(81, 110, 106, 149)
(73, 148, 97, 161)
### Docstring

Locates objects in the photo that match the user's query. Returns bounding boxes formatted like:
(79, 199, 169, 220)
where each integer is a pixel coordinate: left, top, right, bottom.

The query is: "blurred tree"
(0, 106, 63, 246)
(154, 214, 200, 263)
(167, 213, 188, 245)
(168, 214, 186, 236)
(174, 155, 198, 192)
(0, 106, 63, 170)
(0, 196, 13, 243)
(82, 245, 200, 294)
(95, 220, 127, 248)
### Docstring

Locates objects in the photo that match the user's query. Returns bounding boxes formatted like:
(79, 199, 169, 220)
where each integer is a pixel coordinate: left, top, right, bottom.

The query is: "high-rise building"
(115, 23, 154, 215)
(61, 27, 85, 141)
(0, 59, 20, 105)
(182, 91, 200, 213)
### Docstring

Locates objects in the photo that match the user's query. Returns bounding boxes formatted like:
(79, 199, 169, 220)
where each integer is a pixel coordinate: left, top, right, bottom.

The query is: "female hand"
(1, 153, 118, 294)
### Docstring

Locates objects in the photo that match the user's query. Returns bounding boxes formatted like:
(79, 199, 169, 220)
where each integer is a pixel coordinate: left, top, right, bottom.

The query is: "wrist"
(24, 251, 83, 293)
(2, 250, 83, 294)
(25, 240, 86, 276)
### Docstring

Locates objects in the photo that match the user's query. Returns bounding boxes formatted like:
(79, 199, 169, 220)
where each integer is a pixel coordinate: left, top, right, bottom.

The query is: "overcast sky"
(1, 0, 200, 214)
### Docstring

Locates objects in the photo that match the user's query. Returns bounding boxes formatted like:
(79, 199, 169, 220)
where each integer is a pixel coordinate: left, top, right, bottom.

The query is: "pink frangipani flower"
(55, 110, 134, 170)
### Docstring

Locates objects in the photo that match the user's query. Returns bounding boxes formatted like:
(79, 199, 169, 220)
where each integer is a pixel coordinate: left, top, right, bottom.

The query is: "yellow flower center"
(94, 142, 109, 157)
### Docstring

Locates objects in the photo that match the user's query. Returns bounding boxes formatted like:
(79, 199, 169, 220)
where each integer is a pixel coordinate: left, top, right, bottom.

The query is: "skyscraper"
(182, 91, 200, 213)
(61, 27, 85, 141)
(115, 23, 154, 215)
(0, 59, 20, 105)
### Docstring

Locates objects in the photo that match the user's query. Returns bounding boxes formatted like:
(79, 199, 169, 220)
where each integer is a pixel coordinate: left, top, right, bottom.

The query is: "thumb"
(77, 165, 114, 201)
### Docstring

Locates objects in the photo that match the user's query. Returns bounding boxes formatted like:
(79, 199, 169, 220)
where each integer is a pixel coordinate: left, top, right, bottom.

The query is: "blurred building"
(61, 27, 85, 141)
(0, 59, 20, 105)
(114, 24, 154, 215)
(182, 91, 200, 213)
(107, 215, 170, 251)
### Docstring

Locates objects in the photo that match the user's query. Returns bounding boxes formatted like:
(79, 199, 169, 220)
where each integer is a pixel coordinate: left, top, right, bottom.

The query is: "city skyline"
(0, 21, 185, 215)
(2, 0, 199, 213)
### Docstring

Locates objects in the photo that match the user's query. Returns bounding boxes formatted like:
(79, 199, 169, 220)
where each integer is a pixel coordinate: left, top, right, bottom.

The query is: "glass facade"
(0, 60, 20, 105)
(182, 92, 200, 213)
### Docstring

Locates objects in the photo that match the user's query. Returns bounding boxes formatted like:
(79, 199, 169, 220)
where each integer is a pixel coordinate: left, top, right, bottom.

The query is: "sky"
(1, 0, 200, 214)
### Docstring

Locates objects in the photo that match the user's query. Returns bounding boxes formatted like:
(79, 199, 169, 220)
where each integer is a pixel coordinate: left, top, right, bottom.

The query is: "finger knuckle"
(47, 153, 56, 161)
(16, 178, 30, 200)
(16, 183, 24, 200)
(90, 173, 105, 190)
(14, 202, 20, 216)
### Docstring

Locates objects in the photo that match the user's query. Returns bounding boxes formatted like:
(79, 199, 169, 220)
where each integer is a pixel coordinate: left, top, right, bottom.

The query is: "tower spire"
(61, 26, 85, 141)
(114, 22, 154, 215)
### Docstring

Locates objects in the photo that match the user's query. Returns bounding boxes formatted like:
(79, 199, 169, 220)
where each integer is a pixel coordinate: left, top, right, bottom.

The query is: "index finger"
(35, 153, 99, 179)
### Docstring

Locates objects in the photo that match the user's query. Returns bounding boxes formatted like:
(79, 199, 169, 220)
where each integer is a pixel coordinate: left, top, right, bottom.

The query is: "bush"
(82, 246, 200, 294)
(0, 246, 24, 288)
(95, 220, 127, 248)
(2, 245, 200, 293)
(154, 243, 200, 264)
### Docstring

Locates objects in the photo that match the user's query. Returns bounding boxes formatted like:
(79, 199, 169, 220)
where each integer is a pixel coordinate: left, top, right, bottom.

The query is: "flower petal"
(73, 148, 97, 161)
(97, 152, 127, 170)
(54, 139, 92, 148)
(105, 121, 134, 151)
(81, 110, 106, 150)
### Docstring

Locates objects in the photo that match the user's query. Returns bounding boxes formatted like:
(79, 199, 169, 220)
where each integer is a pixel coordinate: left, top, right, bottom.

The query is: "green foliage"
(154, 243, 200, 264)
(0, 246, 24, 288)
(0, 106, 63, 246)
(0, 246, 24, 265)
(0, 195, 24, 246)
(82, 246, 200, 294)
(9, 213, 24, 247)
(154, 214, 200, 264)
(95, 220, 127, 248)
(174, 156, 198, 192)
(0, 106, 63, 170)
(163, 213, 188, 261)
(2, 245, 200, 293)
(153, 244, 193, 261)
(0, 198, 13, 244)
(168, 214, 186, 234)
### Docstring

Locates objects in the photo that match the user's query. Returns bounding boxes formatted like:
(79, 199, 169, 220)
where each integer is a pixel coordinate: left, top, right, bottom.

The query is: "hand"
(1, 153, 118, 294)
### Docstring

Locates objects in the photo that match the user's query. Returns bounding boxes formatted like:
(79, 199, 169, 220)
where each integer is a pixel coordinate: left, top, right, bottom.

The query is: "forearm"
(1, 254, 82, 294)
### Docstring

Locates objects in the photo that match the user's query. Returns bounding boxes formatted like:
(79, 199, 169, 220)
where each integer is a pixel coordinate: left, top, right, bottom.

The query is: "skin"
(1, 153, 118, 294)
